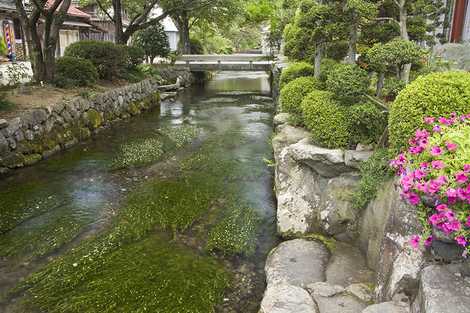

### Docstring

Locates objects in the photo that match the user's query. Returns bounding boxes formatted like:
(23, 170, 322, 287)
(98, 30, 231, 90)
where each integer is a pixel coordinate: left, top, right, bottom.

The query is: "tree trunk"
(113, 0, 124, 44)
(399, 0, 411, 83)
(175, 12, 191, 54)
(347, 17, 358, 64)
(376, 72, 385, 97)
(314, 43, 323, 78)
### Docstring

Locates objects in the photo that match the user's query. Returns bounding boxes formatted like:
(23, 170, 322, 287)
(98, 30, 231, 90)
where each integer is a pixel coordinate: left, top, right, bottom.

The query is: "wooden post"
(451, 0, 466, 42)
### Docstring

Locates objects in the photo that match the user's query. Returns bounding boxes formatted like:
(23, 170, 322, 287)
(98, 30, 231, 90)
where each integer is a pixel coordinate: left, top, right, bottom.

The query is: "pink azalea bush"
(390, 113, 470, 255)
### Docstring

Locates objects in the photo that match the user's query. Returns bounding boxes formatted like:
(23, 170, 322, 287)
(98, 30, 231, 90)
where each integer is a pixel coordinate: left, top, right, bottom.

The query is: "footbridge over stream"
(174, 54, 273, 71)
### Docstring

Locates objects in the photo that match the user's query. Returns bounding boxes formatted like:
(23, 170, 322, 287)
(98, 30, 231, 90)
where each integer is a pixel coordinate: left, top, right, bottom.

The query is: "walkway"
(174, 54, 272, 71)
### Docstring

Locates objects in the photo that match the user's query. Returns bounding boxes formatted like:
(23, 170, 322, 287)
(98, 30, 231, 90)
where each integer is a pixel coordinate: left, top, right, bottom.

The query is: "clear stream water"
(0, 71, 277, 312)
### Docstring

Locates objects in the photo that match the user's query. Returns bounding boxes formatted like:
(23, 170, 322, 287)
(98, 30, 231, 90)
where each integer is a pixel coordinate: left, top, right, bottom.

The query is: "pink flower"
(446, 188, 458, 198)
(464, 164, 470, 173)
(424, 117, 435, 124)
(429, 214, 442, 225)
(438, 117, 452, 125)
(407, 192, 421, 205)
(436, 175, 447, 185)
(430, 146, 443, 156)
(427, 180, 441, 194)
(424, 235, 433, 247)
(446, 141, 458, 152)
(455, 235, 467, 247)
(415, 129, 429, 139)
(441, 220, 461, 234)
(409, 146, 424, 155)
(420, 162, 429, 169)
(413, 169, 427, 180)
(466, 215, 470, 227)
(435, 204, 448, 212)
(431, 160, 445, 170)
(455, 171, 468, 184)
(432, 125, 442, 133)
(410, 235, 420, 249)
(416, 182, 427, 192)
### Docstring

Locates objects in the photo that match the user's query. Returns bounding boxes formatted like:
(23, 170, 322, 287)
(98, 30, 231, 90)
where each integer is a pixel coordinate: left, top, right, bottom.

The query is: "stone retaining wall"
(0, 77, 182, 176)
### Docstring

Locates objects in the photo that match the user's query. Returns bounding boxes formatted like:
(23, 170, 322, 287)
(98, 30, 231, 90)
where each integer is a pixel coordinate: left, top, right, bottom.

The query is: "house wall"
(166, 31, 179, 51)
(58, 29, 80, 56)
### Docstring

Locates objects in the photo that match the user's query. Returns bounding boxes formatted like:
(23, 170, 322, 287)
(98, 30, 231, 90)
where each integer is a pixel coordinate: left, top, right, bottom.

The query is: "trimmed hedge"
(319, 58, 340, 83)
(326, 63, 370, 104)
(54, 56, 98, 88)
(280, 62, 315, 89)
(64, 40, 128, 80)
(347, 102, 387, 146)
(280, 76, 321, 123)
(301, 90, 349, 148)
(389, 71, 470, 152)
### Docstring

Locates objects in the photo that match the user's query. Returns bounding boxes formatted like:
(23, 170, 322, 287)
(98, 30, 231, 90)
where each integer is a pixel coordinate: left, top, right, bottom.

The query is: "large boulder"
(288, 138, 354, 178)
(265, 239, 329, 288)
(415, 263, 470, 313)
(260, 284, 318, 313)
(273, 113, 290, 127)
(318, 174, 361, 237)
(308, 282, 367, 313)
(325, 242, 375, 287)
(362, 301, 410, 313)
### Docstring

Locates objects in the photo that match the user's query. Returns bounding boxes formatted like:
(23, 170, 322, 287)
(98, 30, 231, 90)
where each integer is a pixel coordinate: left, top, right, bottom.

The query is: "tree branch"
(95, 0, 115, 22)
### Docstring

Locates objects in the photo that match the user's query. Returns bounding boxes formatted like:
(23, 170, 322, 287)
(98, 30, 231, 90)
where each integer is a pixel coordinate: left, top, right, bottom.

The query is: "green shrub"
(64, 40, 128, 80)
(319, 58, 340, 82)
(347, 102, 387, 146)
(280, 76, 321, 122)
(352, 148, 392, 210)
(326, 63, 370, 104)
(280, 62, 315, 89)
(301, 90, 349, 148)
(190, 37, 205, 54)
(124, 45, 145, 69)
(389, 71, 470, 152)
(54, 56, 98, 88)
(326, 41, 348, 61)
(382, 77, 406, 101)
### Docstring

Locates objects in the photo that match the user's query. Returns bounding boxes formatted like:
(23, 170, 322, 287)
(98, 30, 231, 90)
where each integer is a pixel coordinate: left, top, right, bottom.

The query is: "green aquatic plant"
(111, 137, 164, 169)
(161, 125, 199, 148)
(207, 206, 260, 256)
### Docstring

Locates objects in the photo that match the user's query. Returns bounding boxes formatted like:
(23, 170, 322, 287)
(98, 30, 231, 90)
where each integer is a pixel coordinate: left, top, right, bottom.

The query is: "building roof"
(46, 0, 91, 19)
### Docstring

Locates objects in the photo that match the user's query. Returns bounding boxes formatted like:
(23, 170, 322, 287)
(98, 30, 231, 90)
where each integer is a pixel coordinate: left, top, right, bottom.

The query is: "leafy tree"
(296, 0, 343, 77)
(161, 0, 242, 54)
(16, 0, 72, 82)
(342, 0, 377, 63)
(365, 38, 423, 96)
(133, 23, 170, 62)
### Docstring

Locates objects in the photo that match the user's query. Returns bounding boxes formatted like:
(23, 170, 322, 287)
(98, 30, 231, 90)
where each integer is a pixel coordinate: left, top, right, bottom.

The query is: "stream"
(0, 71, 277, 312)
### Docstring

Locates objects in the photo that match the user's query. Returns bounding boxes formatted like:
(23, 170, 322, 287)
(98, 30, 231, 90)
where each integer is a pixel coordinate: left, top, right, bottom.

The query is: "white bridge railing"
(174, 54, 272, 71)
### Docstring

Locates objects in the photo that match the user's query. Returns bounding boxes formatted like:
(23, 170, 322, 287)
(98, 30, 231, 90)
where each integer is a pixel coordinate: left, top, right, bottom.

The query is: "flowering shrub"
(390, 113, 470, 255)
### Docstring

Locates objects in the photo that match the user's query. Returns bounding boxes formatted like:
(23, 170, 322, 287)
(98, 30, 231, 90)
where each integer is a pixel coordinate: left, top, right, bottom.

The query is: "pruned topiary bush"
(301, 90, 349, 148)
(54, 56, 98, 88)
(280, 76, 321, 124)
(389, 71, 470, 152)
(318, 58, 340, 83)
(280, 62, 315, 89)
(347, 102, 387, 146)
(64, 40, 128, 80)
(326, 63, 370, 104)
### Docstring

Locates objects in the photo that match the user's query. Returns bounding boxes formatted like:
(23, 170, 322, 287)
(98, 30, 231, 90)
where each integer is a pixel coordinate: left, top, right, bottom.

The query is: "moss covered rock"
(85, 109, 103, 129)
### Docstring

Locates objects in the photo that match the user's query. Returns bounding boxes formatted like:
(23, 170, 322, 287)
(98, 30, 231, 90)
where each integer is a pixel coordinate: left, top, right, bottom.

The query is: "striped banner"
(3, 21, 13, 59)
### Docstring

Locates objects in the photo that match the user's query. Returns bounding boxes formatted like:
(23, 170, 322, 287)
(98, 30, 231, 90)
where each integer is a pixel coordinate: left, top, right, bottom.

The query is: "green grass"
(207, 206, 260, 256)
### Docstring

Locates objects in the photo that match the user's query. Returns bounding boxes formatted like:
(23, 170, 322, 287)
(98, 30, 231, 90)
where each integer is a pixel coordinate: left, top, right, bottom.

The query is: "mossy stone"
(2, 152, 25, 168)
(127, 102, 141, 116)
(86, 109, 103, 129)
(24, 154, 42, 166)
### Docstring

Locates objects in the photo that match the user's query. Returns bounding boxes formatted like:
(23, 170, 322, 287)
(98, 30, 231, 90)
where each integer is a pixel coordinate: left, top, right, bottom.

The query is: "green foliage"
(283, 22, 315, 61)
(0, 36, 7, 56)
(325, 41, 349, 61)
(190, 37, 205, 54)
(352, 148, 392, 210)
(137, 64, 162, 81)
(0, 92, 14, 111)
(133, 23, 170, 62)
(325, 63, 370, 104)
(112, 137, 164, 169)
(54, 56, 98, 88)
(318, 58, 340, 82)
(280, 76, 321, 120)
(124, 45, 145, 69)
(347, 102, 387, 145)
(64, 40, 128, 80)
(6, 63, 31, 86)
(206, 206, 259, 256)
(301, 90, 349, 148)
(279, 61, 315, 88)
(382, 77, 406, 101)
(389, 71, 470, 152)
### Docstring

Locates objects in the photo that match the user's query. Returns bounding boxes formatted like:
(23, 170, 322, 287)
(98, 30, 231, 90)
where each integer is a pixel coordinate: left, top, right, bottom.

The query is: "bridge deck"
(174, 54, 272, 71)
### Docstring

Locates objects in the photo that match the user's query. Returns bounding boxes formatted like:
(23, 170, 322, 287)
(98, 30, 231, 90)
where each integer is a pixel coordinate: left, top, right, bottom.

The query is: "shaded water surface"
(0, 72, 277, 312)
